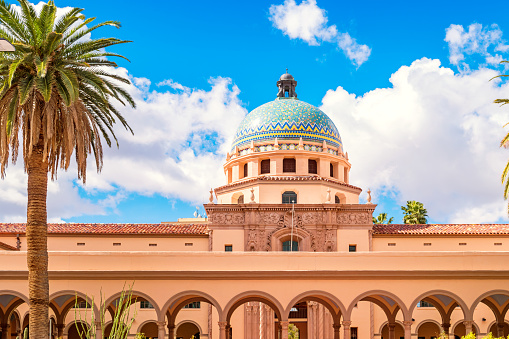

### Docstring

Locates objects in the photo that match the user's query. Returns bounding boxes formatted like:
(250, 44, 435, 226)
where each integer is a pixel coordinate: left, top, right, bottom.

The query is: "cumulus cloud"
(0, 73, 246, 222)
(445, 23, 509, 71)
(269, 0, 371, 67)
(321, 58, 509, 223)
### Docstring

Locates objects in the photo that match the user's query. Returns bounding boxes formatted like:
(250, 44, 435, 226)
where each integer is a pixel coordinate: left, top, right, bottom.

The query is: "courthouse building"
(1, 73, 509, 339)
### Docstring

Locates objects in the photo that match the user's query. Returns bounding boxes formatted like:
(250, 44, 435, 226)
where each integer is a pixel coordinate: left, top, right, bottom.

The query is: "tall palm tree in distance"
(401, 201, 428, 224)
(0, 1, 134, 337)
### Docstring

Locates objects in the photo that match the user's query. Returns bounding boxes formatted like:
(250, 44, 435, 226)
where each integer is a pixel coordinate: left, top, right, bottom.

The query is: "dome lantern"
(277, 69, 297, 98)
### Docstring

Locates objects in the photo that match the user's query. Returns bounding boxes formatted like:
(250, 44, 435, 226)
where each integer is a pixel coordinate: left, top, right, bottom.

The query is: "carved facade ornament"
(337, 212, 371, 225)
(278, 212, 303, 228)
(210, 213, 245, 224)
(259, 212, 282, 225)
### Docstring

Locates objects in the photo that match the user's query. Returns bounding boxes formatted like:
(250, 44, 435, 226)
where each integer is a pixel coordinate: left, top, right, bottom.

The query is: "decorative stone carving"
(278, 212, 303, 228)
(337, 212, 370, 225)
(247, 228, 258, 251)
(210, 213, 245, 224)
(259, 212, 281, 225)
(301, 212, 322, 224)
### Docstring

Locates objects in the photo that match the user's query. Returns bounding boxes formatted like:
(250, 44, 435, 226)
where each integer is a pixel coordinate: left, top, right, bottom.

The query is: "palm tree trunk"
(26, 134, 49, 339)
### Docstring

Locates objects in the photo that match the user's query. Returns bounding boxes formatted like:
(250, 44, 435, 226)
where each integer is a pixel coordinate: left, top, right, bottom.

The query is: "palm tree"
(0, 1, 134, 337)
(372, 212, 394, 224)
(492, 61, 509, 213)
(401, 201, 428, 224)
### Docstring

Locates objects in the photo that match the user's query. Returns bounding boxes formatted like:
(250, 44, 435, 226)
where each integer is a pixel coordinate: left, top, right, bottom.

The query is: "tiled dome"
(231, 97, 342, 152)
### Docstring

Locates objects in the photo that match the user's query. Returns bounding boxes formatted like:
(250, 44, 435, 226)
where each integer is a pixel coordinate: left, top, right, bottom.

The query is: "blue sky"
(2, 0, 509, 224)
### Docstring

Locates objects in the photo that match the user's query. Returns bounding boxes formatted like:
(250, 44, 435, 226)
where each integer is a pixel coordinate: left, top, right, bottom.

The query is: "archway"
(410, 290, 469, 337)
(161, 291, 222, 339)
(138, 321, 158, 339)
(416, 321, 441, 339)
(49, 291, 99, 338)
(224, 291, 285, 339)
(452, 320, 478, 338)
(176, 321, 201, 339)
(349, 291, 409, 339)
(471, 291, 509, 337)
(0, 291, 29, 339)
(285, 291, 345, 339)
(66, 321, 89, 339)
(381, 322, 404, 339)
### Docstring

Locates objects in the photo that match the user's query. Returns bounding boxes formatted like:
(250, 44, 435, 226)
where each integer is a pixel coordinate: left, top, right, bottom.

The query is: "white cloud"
(321, 58, 509, 223)
(269, 0, 371, 67)
(445, 23, 509, 71)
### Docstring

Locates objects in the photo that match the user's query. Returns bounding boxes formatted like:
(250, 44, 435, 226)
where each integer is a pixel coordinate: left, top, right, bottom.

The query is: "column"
(333, 324, 341, 339)
(218, 321, 227, 339)
(403, 321, 413, 339)
(1, 324, 10, 339)
(497, 323, 505, 338)
(280, 321, 289, 339)
(95, 321, 102, 339)
(342, 320, 351, 339)
(157, 321, 166, 339)
(442, 323, 450, 335)
(463, 321, 473, 335)
(167, 324, 175, 339)
(388, 322, 396, 339)
(56, 323, 65, 338)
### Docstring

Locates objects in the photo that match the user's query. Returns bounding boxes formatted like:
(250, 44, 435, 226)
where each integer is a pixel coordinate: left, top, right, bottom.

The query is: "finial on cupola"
(277, 70, 297, 98)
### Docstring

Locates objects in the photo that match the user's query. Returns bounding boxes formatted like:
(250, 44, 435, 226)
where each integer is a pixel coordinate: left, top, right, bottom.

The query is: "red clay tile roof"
(215, 175, 362, 192)
(373, 224, 509, 235)
(0, 241, 18, 251)
(0, 223, 208, 235)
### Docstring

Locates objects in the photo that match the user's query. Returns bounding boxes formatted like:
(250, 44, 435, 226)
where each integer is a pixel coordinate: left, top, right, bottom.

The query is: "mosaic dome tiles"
(231, 98, 342, 151)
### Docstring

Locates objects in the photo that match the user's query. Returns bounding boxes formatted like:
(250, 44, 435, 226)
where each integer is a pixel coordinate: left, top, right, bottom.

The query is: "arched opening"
(176, 321, 200, 339)
(162, 292, 221, 339)
(330, 163, 334, 178)
(0, 293, 28, 339)
(350, 292, 407, 339)
(225, 292, 284, 339)
(381, 322, 404, 339)
(282, 191, 297, 204)
(335, 195, 340, 204)
(243, 163, 248, 178)
(452, 321, 478, 338)
(283, 158, 296, 173)
(139, 321, 159, 339)
(67, 321, 89, 339)
(410, 291, 469, 337)
(237, 195, 244, 204)
(471, 291, 509, 337)
(417, 321, 441, 339)
(308, 159, 317, 174)
(285, 292, 344, 339)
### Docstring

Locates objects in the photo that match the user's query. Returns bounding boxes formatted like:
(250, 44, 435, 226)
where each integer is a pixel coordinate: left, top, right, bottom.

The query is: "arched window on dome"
(308, 159, 317, 174)
(260, 159, 270, 174)
(283, 158, 296, 173)
(335, 195, 340, 204)
(237, 195, 244, 204)
(282, 191, 297, 204)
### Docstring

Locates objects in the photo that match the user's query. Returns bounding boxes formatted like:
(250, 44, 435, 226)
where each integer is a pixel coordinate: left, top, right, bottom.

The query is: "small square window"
(149, 243, 157, 247)
(494, 243, 502, 246)
(225, 245, 233, 252)
(113, 243, 121, 246)
(185, 243, 193, 246)
(388, 243, 396, 246)
(349, 245, 357, 252)
(423, 243, 432, 246)
(459, 242, 467, 246)
(77, 243, 85, 246)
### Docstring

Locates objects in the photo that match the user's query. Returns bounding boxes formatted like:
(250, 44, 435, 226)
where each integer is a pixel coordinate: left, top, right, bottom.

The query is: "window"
(184, 302, 201, 309)
(283, 158, 296, 172)
(185, 243, 193, 246)
(282, 240, 298, 252)
(225, 245, 233, 252)
(260, 159, 270, 174)
(329, 163, 335, 177)
(282, 191, 297, 204)
(140, 301, 154, 309)
(388, 243, 396, 246)
(77, 242, 85, 246)
(344, 167, 348, 182)
(237, 195, 244, 204)
(113, 242, 121, 246)
(459, 242, 467, 246)
(75, 301, 91, 309)
(243, 163, 248, 178)
(495, 242, 502, 246)
(308, 159, 317, 174)
(349, 245, 357, 252)
(351, 327, 358, 339)
(423, 243, 431, 246)
(417, 300, 434, 307)
(335, 195, 340, 204)
(149, 243, 157, 247)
